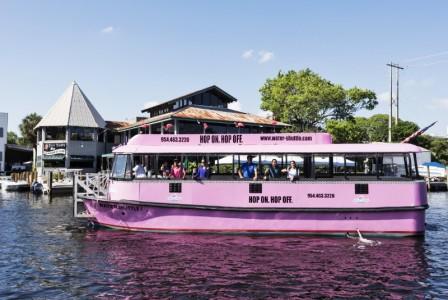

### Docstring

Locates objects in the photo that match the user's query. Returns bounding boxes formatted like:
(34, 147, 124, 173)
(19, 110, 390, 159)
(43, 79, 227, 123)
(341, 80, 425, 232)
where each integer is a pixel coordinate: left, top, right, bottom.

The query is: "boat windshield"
(111, 154, 132, 179)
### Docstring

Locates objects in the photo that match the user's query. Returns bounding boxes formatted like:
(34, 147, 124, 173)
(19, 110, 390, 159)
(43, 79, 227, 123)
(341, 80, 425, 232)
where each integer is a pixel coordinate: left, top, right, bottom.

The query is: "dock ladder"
(73, 173, 109, 218)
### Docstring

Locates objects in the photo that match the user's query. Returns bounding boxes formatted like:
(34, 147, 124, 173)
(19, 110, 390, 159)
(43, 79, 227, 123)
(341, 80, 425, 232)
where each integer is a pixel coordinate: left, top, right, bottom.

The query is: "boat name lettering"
(200, 134, 243, 144)
(249, 195, 292, 204)
(99, 202, 142, 211)
(307, 193, 335, 199)
(160, 136, 190, 143)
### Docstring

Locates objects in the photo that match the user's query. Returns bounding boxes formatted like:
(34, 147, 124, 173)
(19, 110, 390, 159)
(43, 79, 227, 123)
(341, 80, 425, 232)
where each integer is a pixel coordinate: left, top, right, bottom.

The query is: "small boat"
(31, 181, 44, 194)
(0, 177, 30, 192)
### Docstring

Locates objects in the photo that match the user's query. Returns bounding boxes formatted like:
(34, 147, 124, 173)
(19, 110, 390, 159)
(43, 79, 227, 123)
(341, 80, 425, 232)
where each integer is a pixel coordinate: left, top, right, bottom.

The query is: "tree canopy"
(19, 113, 42, 146)
(413, 135, 448, 165)
(7, 131, 18, 144)
(326, 114, 420, 143)
(259, 69, 377, 131)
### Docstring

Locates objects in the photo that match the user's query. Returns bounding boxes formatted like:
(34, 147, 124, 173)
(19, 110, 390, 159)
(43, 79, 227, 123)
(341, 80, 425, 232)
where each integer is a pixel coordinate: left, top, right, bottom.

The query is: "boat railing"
(73, 173, 109, 218)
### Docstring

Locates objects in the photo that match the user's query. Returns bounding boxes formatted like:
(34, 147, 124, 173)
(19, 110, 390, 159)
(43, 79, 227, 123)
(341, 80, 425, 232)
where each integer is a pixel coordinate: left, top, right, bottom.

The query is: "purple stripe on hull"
(83, 199, 426, 236)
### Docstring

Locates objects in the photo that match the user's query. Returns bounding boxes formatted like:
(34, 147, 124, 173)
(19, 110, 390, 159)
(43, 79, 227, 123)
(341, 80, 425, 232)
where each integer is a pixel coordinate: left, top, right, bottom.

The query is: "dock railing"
(74, 173, 109, 218)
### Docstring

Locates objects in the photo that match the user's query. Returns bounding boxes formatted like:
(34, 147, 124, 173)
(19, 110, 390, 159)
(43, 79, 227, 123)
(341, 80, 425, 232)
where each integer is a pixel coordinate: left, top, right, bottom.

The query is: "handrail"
(74, 173, 110, 218)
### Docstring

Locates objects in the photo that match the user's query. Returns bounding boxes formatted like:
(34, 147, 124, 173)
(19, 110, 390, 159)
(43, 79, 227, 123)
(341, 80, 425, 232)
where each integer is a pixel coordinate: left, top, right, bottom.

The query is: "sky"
(1, 0, 448, 136)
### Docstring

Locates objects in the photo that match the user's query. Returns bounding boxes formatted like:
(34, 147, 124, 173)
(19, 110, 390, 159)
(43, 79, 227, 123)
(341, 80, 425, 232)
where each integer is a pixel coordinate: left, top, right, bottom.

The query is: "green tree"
(326, 114, 419, 143)
(428, 138, 448, 165)
(7, 131, 18, 144)
(415, 135, 448, 165)
(260, 69, 377, 131)
(325, 117, 369, 143)
(18, 113, 42, 146)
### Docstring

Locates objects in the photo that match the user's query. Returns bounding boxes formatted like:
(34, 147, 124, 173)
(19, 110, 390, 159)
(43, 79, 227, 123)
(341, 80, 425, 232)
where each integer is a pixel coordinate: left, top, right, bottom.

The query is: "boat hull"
(83, 199, 426, 236)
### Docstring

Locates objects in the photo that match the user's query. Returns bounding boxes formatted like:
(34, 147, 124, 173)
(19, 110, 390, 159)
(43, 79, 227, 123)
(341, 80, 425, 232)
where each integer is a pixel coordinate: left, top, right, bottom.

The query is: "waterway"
(0, 191, 447, 299)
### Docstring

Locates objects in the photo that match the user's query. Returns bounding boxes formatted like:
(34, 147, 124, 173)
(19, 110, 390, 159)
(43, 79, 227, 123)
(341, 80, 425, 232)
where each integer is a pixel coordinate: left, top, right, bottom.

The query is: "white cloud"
(242, 49, 254, 59)
(143, 101, 159, 109)
(228, 101, 242, 111)
(257, 109, 273, 119)
(101, 26, 114, 34)
(258, 50, 274, 64)
(377, 91, 391, 103)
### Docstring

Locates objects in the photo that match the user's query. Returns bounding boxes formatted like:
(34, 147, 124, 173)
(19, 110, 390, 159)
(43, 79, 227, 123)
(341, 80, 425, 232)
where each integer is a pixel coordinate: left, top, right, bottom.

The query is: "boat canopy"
(113, 133, 425, 154)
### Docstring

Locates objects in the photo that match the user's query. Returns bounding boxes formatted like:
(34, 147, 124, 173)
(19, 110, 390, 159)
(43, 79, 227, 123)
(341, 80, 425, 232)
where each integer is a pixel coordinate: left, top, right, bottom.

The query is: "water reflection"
(78, 230, 429, 299)
(0, 192, 447, 298)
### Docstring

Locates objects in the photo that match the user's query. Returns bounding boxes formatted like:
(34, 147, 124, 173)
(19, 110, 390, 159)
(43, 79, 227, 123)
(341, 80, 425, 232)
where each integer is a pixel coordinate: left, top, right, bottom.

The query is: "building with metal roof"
(34, 83, 289, 173)
(119, 86, 289, 141)
(35, 81, 106, 129)
(35, 81, 108, 175)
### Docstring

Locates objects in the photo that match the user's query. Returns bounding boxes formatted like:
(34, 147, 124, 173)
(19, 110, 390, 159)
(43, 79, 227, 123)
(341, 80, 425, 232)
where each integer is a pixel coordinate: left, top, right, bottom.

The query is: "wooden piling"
(48, 172, 53, 196)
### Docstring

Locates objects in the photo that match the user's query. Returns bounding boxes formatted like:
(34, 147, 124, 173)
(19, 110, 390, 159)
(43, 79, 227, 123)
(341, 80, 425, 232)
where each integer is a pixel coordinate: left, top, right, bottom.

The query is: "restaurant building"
(35, 83, 288, 174)
(117, 85, 289, 140)
(34, 81, 112, 176)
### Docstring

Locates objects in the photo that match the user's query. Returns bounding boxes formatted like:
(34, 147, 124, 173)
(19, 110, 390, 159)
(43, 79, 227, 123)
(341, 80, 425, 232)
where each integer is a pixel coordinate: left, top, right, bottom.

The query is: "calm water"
(0, 191, 447, 299)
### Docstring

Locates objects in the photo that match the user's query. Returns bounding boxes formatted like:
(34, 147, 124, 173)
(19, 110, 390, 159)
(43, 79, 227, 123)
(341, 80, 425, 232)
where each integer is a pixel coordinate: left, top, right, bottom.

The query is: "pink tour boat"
(81, 133, 428, 236)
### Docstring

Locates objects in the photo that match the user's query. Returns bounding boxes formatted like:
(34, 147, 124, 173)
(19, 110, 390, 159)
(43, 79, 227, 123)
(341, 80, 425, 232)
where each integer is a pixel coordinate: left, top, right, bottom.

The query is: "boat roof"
(113, 133, 425, 154)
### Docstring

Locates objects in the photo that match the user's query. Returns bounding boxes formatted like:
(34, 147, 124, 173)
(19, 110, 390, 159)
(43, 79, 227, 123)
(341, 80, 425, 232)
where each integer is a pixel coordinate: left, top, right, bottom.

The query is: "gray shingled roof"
(36, 81, 106, 129)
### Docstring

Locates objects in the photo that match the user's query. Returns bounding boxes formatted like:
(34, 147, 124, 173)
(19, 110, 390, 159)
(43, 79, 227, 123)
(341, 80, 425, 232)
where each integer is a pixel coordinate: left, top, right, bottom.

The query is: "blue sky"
(1, 0, 447, 136)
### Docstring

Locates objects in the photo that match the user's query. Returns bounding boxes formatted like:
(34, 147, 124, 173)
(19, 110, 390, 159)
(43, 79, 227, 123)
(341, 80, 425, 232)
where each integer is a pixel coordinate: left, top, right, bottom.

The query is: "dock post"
(48, 171, 53, 196)
(73, 174, 77, 217)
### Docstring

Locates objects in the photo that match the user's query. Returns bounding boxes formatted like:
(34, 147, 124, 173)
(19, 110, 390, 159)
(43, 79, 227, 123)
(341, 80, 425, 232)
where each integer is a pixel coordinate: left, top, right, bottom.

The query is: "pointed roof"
(36, 81, 106, 129)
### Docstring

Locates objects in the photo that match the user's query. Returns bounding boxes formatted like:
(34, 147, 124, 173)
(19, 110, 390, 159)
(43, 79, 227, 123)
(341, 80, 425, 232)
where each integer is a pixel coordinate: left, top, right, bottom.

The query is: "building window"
(46, 127, 66, 140)
(43, 160, 65, 168)
(0, 127, 3, 138)
(71, 127, 95, 141)
(0, 151, 2, 161)
(69, 155, 94, 169)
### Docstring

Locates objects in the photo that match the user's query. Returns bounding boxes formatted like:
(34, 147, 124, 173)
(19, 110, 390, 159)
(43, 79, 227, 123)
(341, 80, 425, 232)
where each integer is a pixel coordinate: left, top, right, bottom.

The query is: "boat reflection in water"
(82, 230, 429, 298)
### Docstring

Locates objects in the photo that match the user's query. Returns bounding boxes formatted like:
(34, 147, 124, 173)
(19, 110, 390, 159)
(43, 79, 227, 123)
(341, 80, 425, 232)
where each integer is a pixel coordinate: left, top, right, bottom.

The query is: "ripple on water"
(0, 192, 447, 298)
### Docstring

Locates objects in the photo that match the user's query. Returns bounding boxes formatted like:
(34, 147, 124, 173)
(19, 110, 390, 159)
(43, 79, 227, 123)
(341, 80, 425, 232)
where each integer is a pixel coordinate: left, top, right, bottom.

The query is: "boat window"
(285, 154, 308, 179)
(183, 155, 207, 179)
(111, 154, 132, 179)
(260, 154, 284, 180)
(210, 154, 233, 176)
(157, 155, 185, 180)
(131, 154, 152, 179)
(344, 154, 378, 179)
(413, 153, 420, 178)
(408, 153, 418, 178)
(313, 154, 333, 179)
(235, 154, 260, 180)
(379, 154, 409, 178)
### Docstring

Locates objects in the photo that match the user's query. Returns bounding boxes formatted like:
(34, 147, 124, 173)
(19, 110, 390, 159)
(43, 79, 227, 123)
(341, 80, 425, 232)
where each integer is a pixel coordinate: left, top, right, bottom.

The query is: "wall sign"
(43, 143, 66, 156)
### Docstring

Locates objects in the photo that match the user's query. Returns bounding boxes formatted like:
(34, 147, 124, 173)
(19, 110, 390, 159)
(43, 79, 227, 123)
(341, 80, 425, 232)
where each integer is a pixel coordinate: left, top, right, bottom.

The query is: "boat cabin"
(111, 133, 423, 182)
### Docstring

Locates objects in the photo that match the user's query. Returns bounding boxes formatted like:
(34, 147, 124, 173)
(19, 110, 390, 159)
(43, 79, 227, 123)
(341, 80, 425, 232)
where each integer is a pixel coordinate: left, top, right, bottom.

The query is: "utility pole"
(395, 64, 404, 125)
(386, 62, 404, 142)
